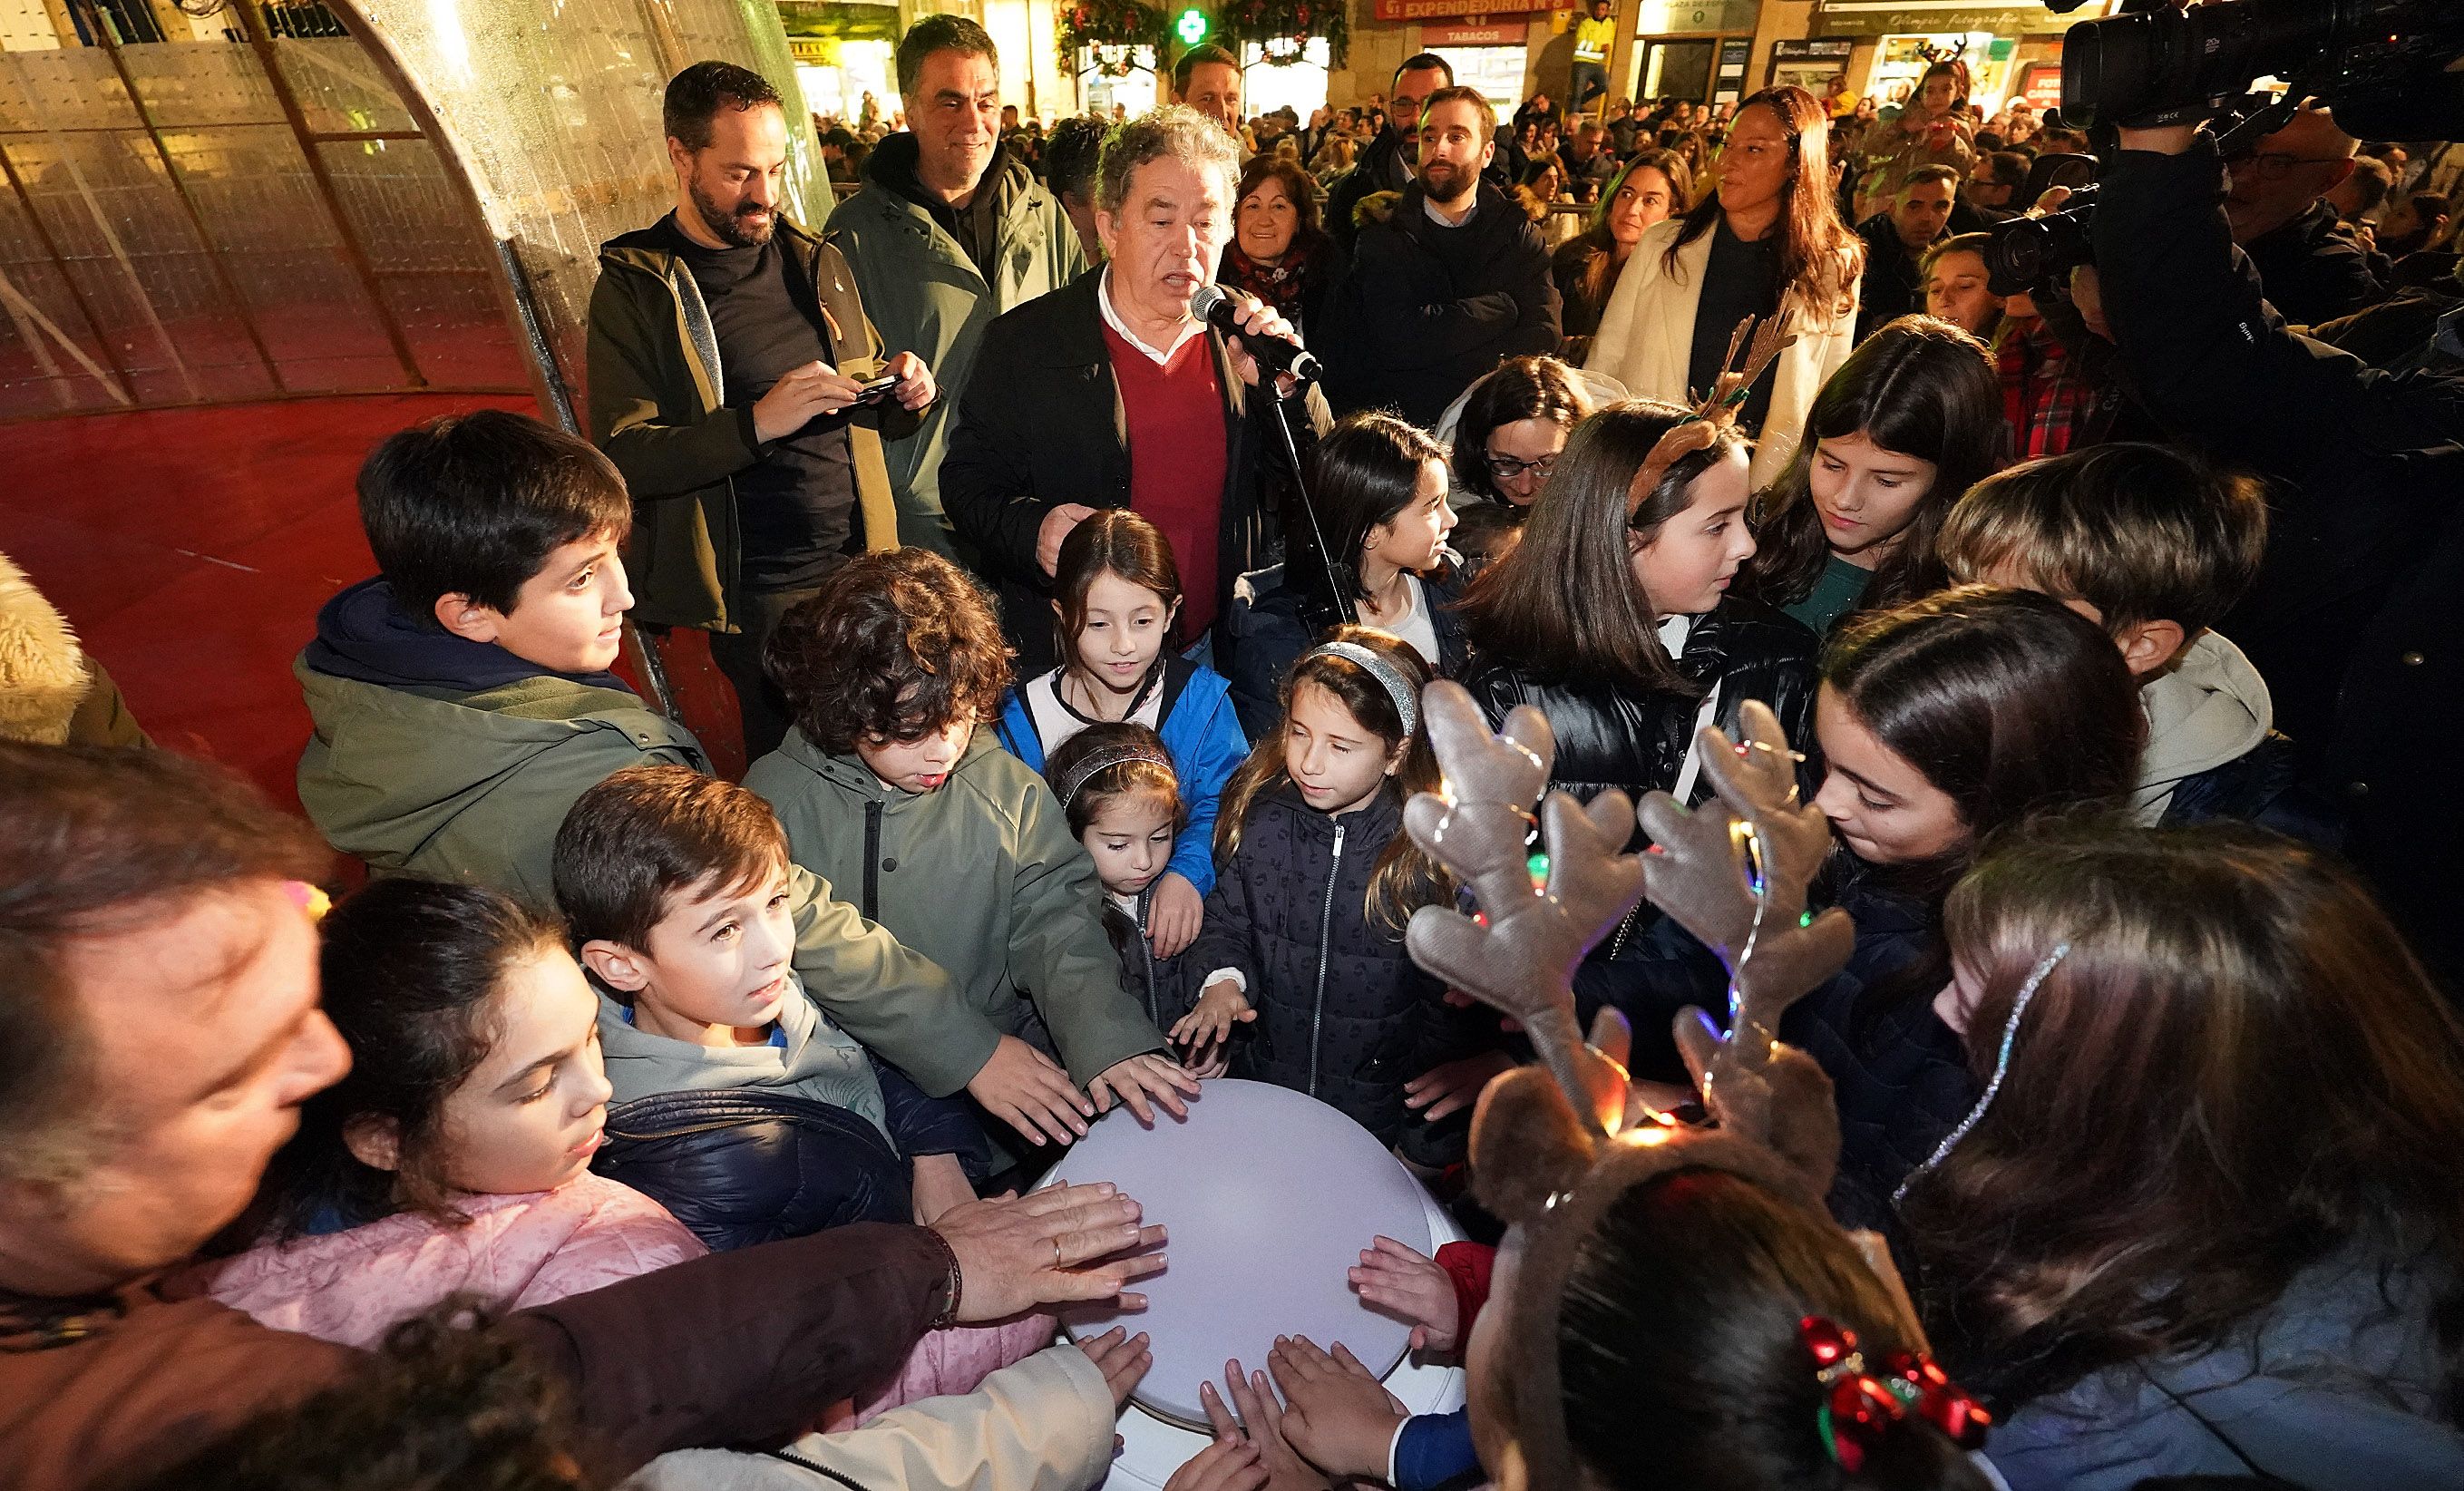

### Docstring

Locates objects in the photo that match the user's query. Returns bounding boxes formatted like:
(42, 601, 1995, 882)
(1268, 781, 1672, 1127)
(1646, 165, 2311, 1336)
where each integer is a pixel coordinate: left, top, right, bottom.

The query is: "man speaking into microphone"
(943, 106, 1332, 674)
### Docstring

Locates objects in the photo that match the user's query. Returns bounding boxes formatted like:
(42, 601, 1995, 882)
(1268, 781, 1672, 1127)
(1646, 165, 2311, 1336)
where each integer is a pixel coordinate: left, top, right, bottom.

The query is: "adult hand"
(1401, 1050, 1513, 1124)
(1212, 1359, 1330, 1491)
(1038, 502, 1100, 578)
(1089, 1051, 1201, 1125)
(1269, 1335, 1409, 1483)
(1213, 288, 1305, 395)
(1347, 1234, 1460, 1357)
(2023, 183, 2074, 219)
(1076, 1325, 1154, 1409)
(884, 349, 937, 412)
(930, 1181, 1166, 1320)
(966, 1033, 1094, 1146)
(1148, 871, 1204, 958)
(752, 361, 870, 443)
(1164, 1437, 1267, 1491)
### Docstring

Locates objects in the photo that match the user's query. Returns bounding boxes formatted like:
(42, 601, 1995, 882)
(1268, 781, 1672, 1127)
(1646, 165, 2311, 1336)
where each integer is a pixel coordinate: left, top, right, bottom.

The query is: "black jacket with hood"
(1184, 782, 1486, 1143)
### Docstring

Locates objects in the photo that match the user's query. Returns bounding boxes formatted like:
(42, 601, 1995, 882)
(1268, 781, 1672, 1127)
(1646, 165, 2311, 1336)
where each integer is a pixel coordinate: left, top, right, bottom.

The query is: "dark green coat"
(744, 728, 1165, 1087)
(586, 217, 917, 634)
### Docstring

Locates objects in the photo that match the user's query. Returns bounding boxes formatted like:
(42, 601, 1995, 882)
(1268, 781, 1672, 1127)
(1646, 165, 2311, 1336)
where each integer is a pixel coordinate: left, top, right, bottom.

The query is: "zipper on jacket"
(1309, 823, 1348, 1097)
(1137, 889, 1160, 1026)
(862, 800, 882, 921)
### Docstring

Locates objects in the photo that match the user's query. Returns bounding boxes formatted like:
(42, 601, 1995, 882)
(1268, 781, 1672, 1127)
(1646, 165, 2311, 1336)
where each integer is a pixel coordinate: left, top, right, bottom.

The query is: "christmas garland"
(1220, 0, 1348, 66)
(1060, 0, 1168, 78)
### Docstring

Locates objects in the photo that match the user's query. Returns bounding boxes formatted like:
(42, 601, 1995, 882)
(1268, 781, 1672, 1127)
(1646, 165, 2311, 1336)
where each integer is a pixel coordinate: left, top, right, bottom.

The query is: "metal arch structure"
(0, 0, 825, 430)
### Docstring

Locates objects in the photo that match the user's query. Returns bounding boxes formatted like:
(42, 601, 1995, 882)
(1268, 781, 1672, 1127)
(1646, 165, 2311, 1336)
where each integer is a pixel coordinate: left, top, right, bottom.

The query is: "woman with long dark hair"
(1459, 398, 1817, 822)
(1224, 412, 1466, 736)
(1586, 86, 1865, 489)
(1446, 355, 1595, 512)
(1908, 820, 2464, 1490)
(1553, 150, 1691, 363)
(1741, 315, 2010, 635)
(1219, 155, 1343, 336)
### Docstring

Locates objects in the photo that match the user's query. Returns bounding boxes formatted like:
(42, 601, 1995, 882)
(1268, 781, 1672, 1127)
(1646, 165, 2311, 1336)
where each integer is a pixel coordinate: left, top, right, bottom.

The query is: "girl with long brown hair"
(1459, 398, 1818, 825)
(1179, 628, 1486, 1148)
(1741, 315, 2011, 636)
(1906, 820, 2464, 1490)
(1584, 85, 1866, 488)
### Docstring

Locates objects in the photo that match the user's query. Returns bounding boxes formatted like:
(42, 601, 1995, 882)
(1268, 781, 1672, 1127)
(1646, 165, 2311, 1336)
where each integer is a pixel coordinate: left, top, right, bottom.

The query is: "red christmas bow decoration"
(1799, 1316, 1992, 1473)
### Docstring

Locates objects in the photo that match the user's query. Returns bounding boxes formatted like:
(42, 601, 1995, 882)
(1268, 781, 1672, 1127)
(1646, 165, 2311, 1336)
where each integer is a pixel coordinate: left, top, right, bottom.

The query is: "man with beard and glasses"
(1320, 85, 1561, 425)
(588, 62, 937, 757)
(1325, 52, 1455, 256)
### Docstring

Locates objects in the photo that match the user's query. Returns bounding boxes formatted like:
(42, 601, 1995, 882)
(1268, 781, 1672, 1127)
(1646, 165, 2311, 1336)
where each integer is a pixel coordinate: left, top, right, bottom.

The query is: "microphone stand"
(1261, 376, 1357, 633)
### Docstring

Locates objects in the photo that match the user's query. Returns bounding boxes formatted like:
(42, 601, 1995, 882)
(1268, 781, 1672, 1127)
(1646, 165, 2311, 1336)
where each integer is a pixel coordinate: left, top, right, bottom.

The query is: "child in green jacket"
(294, 410, 996, 1105)
(745, 547, 1198, 1155)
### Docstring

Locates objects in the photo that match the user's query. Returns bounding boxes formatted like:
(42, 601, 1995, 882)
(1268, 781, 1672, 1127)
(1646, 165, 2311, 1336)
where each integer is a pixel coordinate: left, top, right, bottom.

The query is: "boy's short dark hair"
(765, 548, 1012, 755)
(553, 765, 789, 989)
(663, 62, 782, 152)
(896, 14, 998, 99)
(356, 410, 628, 626)
(1938, 443, 2269, 639)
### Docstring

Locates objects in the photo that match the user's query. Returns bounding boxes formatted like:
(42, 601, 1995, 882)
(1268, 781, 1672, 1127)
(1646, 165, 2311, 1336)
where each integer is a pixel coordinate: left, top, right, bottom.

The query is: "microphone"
(1190, 284, 1324, 385)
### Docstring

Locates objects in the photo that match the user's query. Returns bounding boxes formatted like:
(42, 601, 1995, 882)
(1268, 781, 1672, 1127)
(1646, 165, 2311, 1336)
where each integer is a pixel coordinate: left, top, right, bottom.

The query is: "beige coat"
(622, 1342, 1116, 1491)
(1583, 216, 1861, 489)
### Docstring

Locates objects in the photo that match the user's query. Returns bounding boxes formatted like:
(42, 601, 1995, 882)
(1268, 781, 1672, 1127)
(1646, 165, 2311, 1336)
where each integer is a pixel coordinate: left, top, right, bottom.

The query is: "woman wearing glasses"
(1584, 86, 1865, 490)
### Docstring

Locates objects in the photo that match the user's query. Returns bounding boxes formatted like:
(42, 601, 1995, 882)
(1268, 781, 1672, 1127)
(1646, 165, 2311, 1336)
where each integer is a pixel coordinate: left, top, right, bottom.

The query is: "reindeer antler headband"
(1632, 314, 1799, 505)
(1402, 683, 1859, 1490)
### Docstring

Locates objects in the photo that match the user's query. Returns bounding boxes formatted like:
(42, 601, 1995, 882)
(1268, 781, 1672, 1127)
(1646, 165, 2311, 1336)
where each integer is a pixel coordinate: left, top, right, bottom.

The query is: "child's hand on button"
(1173, 979, 1254, 1051)
(1348, 1234, 1461, 1357)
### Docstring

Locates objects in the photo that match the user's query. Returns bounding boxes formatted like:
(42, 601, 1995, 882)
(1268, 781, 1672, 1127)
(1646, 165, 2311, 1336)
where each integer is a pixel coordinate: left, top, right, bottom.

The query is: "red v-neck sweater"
(1101, 322, 1228, 635)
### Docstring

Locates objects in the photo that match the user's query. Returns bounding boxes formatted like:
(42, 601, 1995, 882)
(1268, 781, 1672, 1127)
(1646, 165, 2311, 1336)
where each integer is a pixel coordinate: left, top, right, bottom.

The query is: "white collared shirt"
(1098, 267, 1209, 365)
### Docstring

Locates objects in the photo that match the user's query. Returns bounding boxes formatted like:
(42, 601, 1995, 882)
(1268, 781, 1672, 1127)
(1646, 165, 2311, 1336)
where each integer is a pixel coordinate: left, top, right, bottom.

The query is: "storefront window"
(1240, 38, 1330, 121)
(1079, 46, 1159, 119)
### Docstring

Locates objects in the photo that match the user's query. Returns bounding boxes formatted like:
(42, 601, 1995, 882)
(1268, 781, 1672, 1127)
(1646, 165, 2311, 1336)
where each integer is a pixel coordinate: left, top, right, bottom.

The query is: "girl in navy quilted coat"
(1179, 627, 1488, 1145)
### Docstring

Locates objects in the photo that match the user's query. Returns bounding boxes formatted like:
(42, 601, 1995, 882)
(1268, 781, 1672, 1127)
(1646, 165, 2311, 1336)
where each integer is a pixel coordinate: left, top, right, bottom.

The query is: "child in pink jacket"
(182, 876, 1047, 1425)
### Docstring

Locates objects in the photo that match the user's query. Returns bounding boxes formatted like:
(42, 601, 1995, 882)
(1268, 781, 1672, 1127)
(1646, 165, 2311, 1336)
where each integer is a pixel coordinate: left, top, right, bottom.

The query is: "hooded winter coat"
(743, 729, 1167, 1088)
(1184, 782, 1482, 1143)
(2136, 629, 2345, 847)
(824, 135, 1087, 555)
(587, 216, 914, 634)
(293, 579, 992, 1096)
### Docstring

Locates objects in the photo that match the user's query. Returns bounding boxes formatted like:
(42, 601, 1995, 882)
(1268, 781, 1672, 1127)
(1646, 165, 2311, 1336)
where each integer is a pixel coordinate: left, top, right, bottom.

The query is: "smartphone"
(850, 374, 901, 405)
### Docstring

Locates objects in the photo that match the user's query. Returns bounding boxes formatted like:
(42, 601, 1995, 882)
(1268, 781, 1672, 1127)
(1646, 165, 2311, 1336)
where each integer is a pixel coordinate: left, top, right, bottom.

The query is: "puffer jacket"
(1184, 782, 1483, 1143)
(594, 1088, 911, 1253)
(1107, 884, 1196, 1034)
(1463, 595, 1819, 818)
(1222, 561, 1472, 740)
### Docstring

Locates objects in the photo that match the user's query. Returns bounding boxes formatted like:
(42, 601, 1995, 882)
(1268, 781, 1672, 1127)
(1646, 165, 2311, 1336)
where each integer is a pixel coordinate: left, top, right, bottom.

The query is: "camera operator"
(2218, 104, 2384, 326)
(2096, 113, 2464, 996)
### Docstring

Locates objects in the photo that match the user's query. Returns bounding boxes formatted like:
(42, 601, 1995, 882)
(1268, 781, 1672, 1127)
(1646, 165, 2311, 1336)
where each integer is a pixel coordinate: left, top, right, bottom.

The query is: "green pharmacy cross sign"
(1175, 7, 1211, 44)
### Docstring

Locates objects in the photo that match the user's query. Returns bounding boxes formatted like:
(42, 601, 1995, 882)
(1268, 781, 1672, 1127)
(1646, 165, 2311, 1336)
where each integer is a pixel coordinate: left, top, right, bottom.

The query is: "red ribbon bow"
(1799, 1316, 1992, 1473)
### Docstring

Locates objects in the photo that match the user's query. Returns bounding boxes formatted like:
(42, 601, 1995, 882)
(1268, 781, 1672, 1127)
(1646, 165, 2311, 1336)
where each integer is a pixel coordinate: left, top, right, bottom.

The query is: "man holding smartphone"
(589, 61, 937, 756)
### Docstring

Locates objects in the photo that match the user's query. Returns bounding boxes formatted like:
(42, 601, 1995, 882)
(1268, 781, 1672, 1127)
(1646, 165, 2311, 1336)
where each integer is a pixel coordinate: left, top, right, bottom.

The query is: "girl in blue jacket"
(997, 510, 1247, 960)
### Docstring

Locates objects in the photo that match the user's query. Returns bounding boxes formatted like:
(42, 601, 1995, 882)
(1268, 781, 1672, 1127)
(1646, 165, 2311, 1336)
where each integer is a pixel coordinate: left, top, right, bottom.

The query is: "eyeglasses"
(1485, 451, 1559, 481)
(2225, 151, 2347, 181)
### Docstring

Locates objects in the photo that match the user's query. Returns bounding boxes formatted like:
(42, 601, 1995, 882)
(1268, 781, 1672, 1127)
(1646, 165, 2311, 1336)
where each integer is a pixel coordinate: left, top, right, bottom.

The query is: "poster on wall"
(1768, 36, 1855, 93)
(1714, 36, 1750, 105)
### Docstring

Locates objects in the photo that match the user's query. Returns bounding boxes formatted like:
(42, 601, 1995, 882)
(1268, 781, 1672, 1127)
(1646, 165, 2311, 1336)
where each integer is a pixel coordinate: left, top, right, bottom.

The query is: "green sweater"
(743, 729, 1164, 1087)
(296, 658, 993, 1095)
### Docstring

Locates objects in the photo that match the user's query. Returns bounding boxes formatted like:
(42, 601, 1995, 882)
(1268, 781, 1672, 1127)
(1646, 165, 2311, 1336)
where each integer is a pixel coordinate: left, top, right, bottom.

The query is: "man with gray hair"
(943, 105, 1330, 676)
(825, 15, 1086, 558)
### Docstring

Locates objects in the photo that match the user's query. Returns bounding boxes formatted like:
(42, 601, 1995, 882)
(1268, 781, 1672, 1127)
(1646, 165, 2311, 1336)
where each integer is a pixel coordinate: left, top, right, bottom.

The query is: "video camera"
(2051, 0, 2464, 139)
(1983, 183, 2096, 300)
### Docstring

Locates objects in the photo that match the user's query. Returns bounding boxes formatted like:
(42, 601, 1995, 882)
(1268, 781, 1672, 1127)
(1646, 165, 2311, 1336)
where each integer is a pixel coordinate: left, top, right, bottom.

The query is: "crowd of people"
(5, 14, 2464, 1491)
